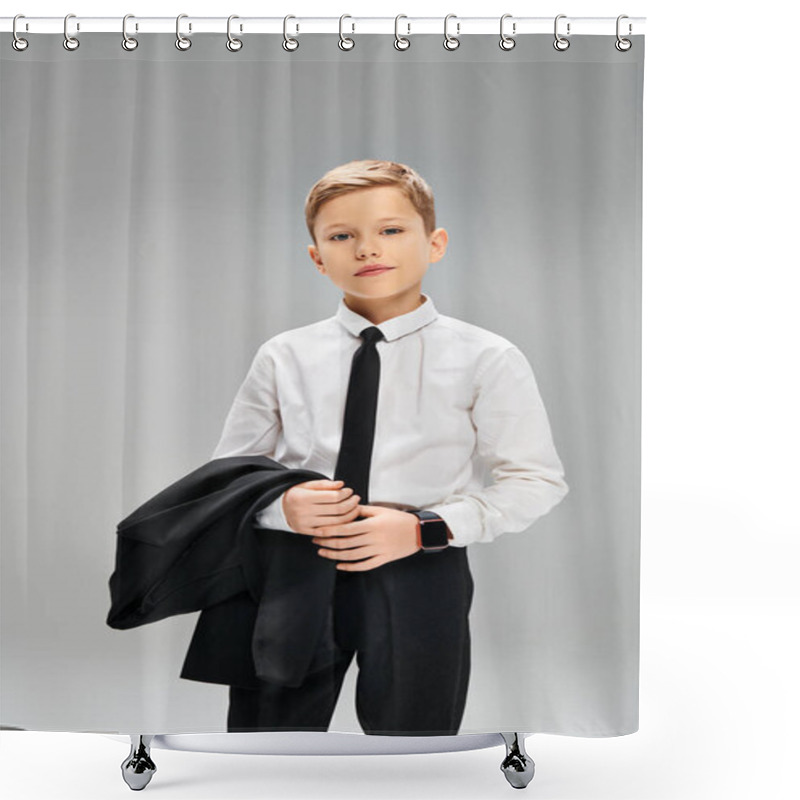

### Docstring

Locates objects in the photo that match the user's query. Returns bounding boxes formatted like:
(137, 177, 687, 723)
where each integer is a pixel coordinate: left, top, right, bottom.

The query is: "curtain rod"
(1, 16, 646, 36)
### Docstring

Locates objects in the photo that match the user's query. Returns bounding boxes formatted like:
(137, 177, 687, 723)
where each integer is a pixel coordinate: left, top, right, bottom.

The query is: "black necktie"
(333, 325, 384, 506)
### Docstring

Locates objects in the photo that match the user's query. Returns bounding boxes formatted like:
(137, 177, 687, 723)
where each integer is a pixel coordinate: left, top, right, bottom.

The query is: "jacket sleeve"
(106, 459, 320, 630)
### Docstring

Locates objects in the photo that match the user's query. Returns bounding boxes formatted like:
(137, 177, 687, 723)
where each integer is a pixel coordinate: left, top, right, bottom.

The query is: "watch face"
(421, 518, 449, 549)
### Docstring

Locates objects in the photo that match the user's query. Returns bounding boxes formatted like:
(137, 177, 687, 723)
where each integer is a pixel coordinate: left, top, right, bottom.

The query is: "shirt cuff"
(254, 490, 294, 532)
(425, 504, 475, 548)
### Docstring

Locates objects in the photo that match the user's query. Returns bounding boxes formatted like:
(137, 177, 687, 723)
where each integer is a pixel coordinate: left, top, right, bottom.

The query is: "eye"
(330, 233, 350, 241)
(383, 228, 402, 235)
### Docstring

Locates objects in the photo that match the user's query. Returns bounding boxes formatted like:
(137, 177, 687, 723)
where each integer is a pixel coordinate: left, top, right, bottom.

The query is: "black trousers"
(227, 545, 473, 736)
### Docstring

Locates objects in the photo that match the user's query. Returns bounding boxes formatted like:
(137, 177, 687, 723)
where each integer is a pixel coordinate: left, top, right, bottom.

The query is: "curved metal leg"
(121, 735, 157, 791)
(500, 732, 535, 789)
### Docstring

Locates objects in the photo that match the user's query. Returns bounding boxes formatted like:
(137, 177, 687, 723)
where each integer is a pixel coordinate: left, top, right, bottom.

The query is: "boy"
(212, 159, 568, 735)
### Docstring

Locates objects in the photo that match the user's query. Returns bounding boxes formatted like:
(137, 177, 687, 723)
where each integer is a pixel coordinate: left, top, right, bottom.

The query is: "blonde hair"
(305, 159, 436, 244)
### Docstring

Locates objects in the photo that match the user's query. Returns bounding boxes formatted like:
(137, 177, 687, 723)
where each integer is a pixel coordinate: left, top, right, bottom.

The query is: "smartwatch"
(409, 510, 450, 552)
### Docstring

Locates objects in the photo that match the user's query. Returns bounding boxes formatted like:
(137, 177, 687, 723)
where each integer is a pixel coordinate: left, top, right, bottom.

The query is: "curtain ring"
(553, 14, 570, 51)
(499, 14, 516, 51)
(226, 15, 243, 52)
(339, 14, 355, 51)
(615, 15, 632, 52)
(12, 14, 29, 52)
(394, 15, 410, 51)
(283, 15, 299, 52)
(443, 14, 460, 51)
(63, 13, 80, 51)
(121, 15, 138, 51)
(175, 14, 191, 51)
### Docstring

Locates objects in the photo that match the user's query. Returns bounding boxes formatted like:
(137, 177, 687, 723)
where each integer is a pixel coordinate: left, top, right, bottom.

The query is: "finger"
(311, 532, 368, 549)
(317, 544, 377, 561)
(313, 519, 366, 538)
(312, 487, 355, 504)
(335, 555, 386, 572)
(344, 502, 362, 519)
(316, 502, 360, 525)
(336, 494, 360, 511)
(302, 480, 344, 489)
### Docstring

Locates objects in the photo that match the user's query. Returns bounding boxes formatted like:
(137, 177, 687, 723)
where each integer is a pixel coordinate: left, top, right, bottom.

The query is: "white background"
(1, 1, 798, 798)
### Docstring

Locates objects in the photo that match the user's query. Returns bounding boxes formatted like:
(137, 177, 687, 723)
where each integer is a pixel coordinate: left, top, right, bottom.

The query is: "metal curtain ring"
(339, 14, 355, 50)
(499, 14, 516, 50)
(226, 15, 243, 52)
(443, 14, 460, 51)
(283, 15, 299, 51)
(63, 13, 79, 51)
(394, 15, 410, 51)
(615, 14, 632, 51)
(175, 13, 191, 51)
(553, 14, 570, 51)
(12, 14, 29, 52)
(121, 14, 138, 51)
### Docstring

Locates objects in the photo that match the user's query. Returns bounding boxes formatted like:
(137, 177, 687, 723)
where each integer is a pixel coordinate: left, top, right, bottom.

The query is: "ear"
(428, 228, 449, 263)
(308, 244, 325, 274)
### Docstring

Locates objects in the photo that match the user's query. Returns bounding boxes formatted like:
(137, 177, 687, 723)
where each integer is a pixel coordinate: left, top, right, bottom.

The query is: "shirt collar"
(335, 293, 438, 343)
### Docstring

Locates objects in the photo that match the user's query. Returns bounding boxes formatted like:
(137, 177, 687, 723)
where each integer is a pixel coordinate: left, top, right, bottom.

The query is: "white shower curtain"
(1, 20, 643, 737)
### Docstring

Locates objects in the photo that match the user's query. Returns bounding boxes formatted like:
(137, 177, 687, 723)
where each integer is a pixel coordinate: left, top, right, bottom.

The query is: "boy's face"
(308, 186, 447, 308)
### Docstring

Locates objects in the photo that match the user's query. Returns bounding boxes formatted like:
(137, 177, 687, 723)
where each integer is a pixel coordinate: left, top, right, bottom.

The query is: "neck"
(343, 289, 425, 326)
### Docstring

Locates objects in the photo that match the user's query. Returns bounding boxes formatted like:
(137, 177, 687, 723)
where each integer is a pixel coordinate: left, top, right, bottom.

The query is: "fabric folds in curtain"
(1, 32, 644, 736)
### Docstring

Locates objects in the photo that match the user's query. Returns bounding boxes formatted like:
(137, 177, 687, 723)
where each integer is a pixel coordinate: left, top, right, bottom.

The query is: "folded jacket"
(106, 455, 339, 687)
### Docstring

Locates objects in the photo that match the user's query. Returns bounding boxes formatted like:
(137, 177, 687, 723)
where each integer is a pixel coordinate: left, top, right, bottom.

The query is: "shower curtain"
(0, 23, 644, 737)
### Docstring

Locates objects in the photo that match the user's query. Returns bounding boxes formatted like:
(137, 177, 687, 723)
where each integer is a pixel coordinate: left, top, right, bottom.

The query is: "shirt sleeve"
(211, 341, 295, 532)
(254, 490, 293, 531)
(427, 346, 569, 547)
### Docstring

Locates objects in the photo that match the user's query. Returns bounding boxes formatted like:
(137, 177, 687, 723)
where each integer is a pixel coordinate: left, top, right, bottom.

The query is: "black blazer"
(106, 456, 340, 689)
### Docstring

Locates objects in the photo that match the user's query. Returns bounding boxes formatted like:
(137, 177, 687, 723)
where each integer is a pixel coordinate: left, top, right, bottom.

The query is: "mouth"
(355, 265, 396, 277)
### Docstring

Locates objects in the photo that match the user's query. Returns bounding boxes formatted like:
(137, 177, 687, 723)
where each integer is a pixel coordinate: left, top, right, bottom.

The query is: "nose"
(355, 236, 381, 259)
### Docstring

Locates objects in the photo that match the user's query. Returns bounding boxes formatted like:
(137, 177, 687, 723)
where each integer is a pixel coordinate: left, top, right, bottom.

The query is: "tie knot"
(360, 326, 384, 344)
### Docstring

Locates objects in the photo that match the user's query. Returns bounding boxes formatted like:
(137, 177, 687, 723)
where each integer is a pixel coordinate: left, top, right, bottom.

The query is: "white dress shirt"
(211, 292, 568, 547)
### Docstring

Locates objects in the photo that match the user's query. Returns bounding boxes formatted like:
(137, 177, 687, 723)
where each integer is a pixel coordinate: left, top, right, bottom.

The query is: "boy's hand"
(311, 504, 421, 571)
(281, 480, 361, 536)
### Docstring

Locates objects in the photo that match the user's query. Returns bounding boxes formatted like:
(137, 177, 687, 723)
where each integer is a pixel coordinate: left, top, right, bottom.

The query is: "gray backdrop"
(0, 32, 643, 735)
